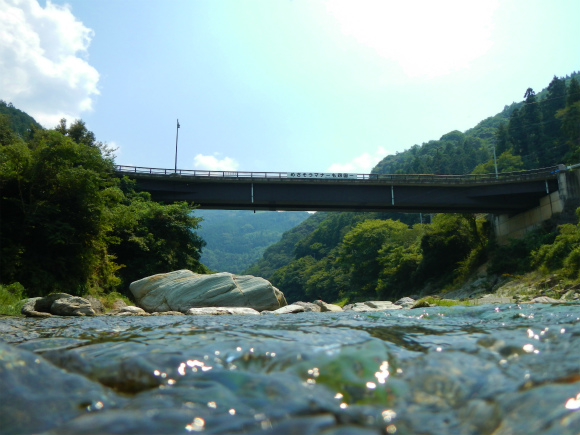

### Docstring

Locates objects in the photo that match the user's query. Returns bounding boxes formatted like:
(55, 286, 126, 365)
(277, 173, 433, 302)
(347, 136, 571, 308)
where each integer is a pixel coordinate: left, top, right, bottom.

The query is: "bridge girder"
(123, 173, 560, 215)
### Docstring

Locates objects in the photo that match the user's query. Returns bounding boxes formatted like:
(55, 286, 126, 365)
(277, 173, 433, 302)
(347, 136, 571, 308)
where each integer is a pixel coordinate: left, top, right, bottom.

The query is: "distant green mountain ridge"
(195, 210, 310, 274)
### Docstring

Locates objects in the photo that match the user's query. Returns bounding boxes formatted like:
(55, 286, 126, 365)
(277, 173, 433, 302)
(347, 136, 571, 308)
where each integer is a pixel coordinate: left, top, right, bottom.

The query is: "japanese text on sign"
(287, 172, 357, 179)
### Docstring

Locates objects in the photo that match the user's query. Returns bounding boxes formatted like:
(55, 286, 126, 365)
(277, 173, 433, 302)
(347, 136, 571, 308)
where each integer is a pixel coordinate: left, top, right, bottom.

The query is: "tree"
(414, 214, 479, 285)
(104, 178, 207, 293)
(555, 78, 580, 162)
(495, 122, 509, 155)
(269, 256, 316, 303)
(1, 114, 207, 297)
(337, 219, 410, 298)
(508, 108, 526, 157)
(521, 88, 544, 166)
(471, 151, 524, 174)
(567, 77, 580, 106)
(0, 128, 116, 294)
(540, 76, 567, 163)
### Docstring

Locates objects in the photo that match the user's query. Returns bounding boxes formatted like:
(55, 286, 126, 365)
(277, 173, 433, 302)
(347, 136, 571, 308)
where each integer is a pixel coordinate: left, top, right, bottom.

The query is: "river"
(1, 303, 579, 434)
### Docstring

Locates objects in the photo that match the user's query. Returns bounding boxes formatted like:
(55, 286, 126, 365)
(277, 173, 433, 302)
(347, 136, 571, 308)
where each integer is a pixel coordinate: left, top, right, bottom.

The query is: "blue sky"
(1, 0, 579, 174)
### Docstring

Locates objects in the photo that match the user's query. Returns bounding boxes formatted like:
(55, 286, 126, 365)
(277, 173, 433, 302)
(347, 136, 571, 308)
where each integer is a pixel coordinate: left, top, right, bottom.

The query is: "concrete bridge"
(115, 164, 580, 241)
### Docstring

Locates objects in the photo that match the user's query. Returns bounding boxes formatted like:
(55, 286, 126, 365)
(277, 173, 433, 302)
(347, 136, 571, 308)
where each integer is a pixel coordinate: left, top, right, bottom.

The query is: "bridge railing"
(114, 165, 562, 184)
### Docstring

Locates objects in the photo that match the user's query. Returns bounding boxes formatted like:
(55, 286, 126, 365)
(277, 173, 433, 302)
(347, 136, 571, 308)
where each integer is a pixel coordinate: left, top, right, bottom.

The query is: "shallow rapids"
(1, 303, 579, 434)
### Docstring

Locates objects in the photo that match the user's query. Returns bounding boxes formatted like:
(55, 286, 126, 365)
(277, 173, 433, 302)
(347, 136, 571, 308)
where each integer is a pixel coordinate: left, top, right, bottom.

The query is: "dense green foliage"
(0, 283, 27, 315)
(373, 72, 580, 175)
(244, 212, 328, 278)
(194, 210, 309, 273)
(0, 100, 41, 139)
(247, 72, 580, 303)
(261, 213, 488, 303)
(0, 109, 206, 299)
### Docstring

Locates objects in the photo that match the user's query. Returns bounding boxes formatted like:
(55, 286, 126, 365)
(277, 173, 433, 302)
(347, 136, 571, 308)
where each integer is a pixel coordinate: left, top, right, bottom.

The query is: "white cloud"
(327, 146, 386, 174)
(0, 0, 99, 126)
(324, 0, 498, 77)
(194, 153, 239, 171)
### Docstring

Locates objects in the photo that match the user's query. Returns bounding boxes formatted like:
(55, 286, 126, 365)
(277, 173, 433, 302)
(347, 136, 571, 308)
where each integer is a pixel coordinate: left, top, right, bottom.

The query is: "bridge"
(114, 164, 579, 216)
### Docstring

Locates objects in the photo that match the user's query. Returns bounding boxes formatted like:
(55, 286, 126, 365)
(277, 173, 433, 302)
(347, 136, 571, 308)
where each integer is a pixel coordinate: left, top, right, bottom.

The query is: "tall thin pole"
(493, 145, 498, 179)
(174, 119, 180, 173)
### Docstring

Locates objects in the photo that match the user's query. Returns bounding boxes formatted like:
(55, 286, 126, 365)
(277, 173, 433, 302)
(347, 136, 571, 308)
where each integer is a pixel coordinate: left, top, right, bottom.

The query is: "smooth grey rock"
(294, 301, 321, 312)
(475, 296, 514, 305)
(130, 270, 287, 313)
(111, 299, 127, 310)
(105, 306, 148, 316)
(22, 294, 95, 317)
(344, 301, 402, 312)
(185, 307, 260, 315)
(271, 304, 306, 314)
(21, 293, 75, 316)
(365, 301, 402, 310)
(313, 300, 343, 312)
(395, 297, 416, 308)
(152, 311, 184, 316)
(21, 298, 52, 317)
(51, 297, 96, 316)
(411, 300, 431, 309)
(527, 296, 561, 304)
(85, 296, 105, 314)
(120, 306, 146, 314)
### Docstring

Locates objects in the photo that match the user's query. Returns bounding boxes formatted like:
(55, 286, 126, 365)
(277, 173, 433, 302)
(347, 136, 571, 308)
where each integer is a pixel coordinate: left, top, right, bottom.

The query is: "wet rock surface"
(1, 302, 580, 434)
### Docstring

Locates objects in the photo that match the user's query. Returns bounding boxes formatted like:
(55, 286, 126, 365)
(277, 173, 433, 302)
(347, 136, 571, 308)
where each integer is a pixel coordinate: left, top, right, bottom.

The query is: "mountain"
(0, 100, 42, 138)
(373, 71, 580, 175)
(245, 72, 580, 304)
(195, 209, 310, 273)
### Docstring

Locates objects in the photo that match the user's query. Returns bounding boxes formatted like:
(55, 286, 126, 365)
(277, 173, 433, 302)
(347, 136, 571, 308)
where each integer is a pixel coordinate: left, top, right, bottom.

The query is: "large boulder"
(51, 297, 95, 316)
(21, 294, 96, 317)
(130, 270, 287, 313)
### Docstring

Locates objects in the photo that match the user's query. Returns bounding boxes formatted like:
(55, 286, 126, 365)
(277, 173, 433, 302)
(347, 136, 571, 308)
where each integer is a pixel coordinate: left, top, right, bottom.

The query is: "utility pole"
(493, 145, 498, 179)
(174, 119, 180, 173)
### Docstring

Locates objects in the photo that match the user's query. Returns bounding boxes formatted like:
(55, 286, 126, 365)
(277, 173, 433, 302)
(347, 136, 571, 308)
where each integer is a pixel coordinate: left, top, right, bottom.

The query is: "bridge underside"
(128, 176, 560, 214)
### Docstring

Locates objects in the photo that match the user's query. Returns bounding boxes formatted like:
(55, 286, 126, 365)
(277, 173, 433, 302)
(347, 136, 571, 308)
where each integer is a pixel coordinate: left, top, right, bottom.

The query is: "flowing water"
(1, 303, 580, 434)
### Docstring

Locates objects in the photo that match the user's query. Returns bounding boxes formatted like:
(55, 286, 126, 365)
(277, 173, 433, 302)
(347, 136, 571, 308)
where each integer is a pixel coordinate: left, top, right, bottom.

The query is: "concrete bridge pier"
(493, 165, 580, 243)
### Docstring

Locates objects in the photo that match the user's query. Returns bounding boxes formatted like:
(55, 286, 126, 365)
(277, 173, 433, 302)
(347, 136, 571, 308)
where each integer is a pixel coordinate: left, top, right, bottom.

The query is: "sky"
(1, 0, 579, 174)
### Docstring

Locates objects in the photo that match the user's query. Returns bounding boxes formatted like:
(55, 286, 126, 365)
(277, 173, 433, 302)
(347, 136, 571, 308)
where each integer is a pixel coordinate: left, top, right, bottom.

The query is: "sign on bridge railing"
(287, 172, 357, 179)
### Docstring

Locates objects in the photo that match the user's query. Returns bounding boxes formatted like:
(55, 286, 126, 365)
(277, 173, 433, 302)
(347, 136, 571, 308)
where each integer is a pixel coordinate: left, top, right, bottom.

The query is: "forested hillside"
(247, 73, 580, 303)
(0, 107, 207, 300)
(0, 100, 42, 138)
(195, 210, 309, 273)
(373, 72, 580, 175)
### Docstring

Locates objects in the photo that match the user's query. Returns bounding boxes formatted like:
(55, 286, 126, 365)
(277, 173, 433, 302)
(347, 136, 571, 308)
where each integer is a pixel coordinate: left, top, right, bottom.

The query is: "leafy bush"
(488, 226, 557, 275)
(532, 208, 580, 279)
(0, 283, 27, 315)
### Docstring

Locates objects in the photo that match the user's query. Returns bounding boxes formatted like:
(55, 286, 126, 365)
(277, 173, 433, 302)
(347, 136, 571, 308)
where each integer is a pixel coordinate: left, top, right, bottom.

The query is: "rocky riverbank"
(17, 270, 580, 319)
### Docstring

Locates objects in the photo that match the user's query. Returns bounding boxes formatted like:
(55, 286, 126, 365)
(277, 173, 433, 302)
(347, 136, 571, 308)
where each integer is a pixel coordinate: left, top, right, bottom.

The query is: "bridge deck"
(114, 165, 564, 214)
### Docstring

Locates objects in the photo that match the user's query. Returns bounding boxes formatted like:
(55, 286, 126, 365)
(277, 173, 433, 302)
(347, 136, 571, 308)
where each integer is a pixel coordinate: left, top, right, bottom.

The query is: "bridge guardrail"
(114, 165, 562, 184)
